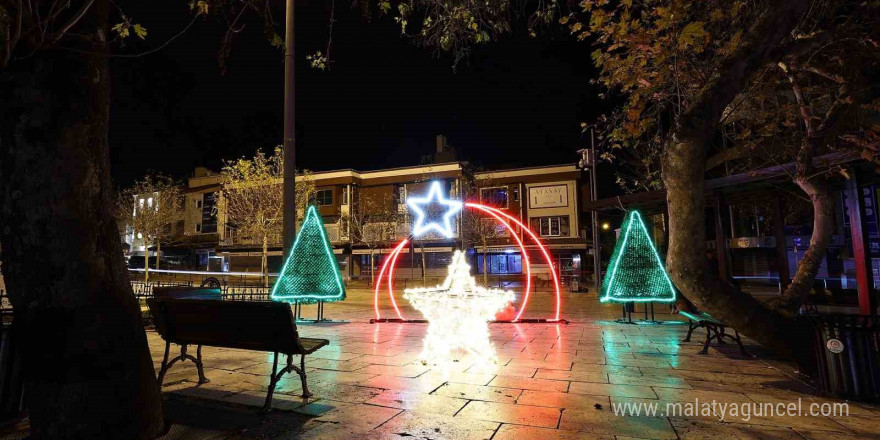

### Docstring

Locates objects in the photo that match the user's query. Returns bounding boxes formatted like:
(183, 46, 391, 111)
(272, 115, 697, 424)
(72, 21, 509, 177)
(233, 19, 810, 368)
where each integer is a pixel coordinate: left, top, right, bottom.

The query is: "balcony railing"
(221, 222, 346, 247)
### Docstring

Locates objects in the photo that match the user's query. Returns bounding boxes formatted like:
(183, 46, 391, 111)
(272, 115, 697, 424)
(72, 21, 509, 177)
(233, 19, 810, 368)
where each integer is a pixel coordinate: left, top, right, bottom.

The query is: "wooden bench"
(680, 310, 749, 356)
(147, 298, 329, 412)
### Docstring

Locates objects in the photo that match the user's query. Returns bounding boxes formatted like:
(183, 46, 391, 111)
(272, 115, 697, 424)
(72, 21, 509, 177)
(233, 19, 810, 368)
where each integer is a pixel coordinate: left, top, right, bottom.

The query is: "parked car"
(127, 256, 172, 270)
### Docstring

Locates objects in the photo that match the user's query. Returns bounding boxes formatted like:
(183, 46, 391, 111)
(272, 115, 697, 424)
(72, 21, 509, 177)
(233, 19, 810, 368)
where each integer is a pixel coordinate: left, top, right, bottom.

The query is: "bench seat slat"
(299, 338, 330, 354)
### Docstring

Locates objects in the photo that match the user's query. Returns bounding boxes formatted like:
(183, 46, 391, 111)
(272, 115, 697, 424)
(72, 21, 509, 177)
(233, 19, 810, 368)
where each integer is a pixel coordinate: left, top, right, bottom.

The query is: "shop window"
(476, 253, 523, 274)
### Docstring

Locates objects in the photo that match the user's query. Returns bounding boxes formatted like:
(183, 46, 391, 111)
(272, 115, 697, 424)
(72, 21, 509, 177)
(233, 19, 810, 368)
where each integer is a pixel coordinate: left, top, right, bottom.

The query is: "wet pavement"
(150, 286, 880, 440)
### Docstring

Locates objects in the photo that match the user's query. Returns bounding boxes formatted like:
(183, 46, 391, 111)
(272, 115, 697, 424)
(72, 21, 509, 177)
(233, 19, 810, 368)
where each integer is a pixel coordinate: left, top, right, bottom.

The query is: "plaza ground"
(146, 286, 880, 440)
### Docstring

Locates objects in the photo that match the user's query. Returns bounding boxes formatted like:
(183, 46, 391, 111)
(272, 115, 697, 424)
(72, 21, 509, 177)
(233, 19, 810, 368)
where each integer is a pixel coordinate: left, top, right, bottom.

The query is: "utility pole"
(283, 0, 296, 260)
(578, 132, 600, 294)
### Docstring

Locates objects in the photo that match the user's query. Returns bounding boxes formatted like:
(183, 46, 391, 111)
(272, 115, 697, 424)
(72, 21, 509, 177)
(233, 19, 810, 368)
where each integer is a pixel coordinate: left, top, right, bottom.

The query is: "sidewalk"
(150, 287, 880, 440)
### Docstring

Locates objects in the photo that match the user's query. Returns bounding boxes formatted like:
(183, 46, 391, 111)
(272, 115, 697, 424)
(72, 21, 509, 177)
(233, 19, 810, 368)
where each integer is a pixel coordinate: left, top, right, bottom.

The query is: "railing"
(222, 285, 272, 302)
(130, 280, 193, 299)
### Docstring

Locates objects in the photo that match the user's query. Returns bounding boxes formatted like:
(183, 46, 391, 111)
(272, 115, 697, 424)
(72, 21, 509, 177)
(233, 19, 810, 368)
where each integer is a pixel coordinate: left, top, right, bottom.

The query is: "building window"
(196, 199, 202, 209)
(512, 187, 519, 202)
(341, 186, 349, 205)
(477, 254, 523, 275)
(315, 189, 333, 206)
(480, 187, 509, 208)
(530, 216, 570, 237)
(195, 223, 201, 233)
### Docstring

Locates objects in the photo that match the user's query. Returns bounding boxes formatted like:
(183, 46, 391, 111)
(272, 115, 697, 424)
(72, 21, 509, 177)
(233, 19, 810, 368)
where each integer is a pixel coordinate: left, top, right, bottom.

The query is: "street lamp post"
(578, 132, 600, 294)
(283, 0, 296, 260)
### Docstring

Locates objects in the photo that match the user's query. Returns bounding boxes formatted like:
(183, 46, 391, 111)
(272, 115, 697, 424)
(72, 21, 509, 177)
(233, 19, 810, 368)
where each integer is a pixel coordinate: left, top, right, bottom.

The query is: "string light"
(406, 181, 462, 238)
(600, 210, 676, 303)
(404, 251, 514, 369)
(374, 239, 409, 320)
(271, 205, 346, 304)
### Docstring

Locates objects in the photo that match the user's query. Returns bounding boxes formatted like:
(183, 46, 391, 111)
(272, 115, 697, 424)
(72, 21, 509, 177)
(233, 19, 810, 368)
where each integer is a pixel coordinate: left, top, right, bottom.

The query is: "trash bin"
(804, 314, 880, 402)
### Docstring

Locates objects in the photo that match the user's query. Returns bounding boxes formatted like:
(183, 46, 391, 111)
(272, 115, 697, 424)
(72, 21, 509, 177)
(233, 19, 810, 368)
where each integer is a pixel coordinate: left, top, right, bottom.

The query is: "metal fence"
(221, 285, 272, 302)
(129, 280, 194, 300)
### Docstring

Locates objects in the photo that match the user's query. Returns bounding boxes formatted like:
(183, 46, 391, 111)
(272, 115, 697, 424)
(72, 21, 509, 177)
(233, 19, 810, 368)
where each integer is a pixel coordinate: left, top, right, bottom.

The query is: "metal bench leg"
(700, 325, 712, 354)
(195, 345, 209, 384)
(733, 330, 750, 357)
(262, 352, 281, 413)
(157, 341, 172, 387)
(716, 326, 728, 345)
(299, 354, 312, 398)
(683, 320, 696, 342)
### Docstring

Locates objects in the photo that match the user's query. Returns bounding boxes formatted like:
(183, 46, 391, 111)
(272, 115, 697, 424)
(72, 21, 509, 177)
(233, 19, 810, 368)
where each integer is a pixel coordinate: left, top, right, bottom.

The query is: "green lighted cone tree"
(601, 211, 676, 303)
(271, 205, 346, 304)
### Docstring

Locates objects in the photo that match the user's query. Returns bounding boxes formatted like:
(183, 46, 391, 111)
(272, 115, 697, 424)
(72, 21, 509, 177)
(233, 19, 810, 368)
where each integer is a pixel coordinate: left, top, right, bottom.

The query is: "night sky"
(109, 1, 609, 188)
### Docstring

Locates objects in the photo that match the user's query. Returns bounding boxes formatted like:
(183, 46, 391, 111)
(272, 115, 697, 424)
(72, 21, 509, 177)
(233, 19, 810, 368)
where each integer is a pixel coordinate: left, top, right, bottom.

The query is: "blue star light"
(406, 181, 462, 238)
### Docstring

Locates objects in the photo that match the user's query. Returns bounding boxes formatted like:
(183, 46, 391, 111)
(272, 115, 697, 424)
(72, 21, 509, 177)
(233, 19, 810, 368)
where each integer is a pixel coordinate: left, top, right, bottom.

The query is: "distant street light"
(602, 222, 610, 231)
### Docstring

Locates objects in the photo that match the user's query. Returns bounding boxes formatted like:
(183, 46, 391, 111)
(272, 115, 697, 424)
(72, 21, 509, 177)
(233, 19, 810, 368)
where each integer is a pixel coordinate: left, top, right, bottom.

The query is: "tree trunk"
(155, 241, 161, 272)
(0, 2, 164, 437)
(370, 252, 375, 286)
(482, 246, 488, 285)
(775, 178, 835, 311)
(262, 234, 269, 288)
(662, 0, 811, 361)
(144, 239, 150, 284)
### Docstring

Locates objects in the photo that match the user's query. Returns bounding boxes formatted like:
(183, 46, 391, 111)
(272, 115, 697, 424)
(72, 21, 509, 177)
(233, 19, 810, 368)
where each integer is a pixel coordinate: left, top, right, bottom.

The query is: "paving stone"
(457, 400, 563, 428)
(492, 424, 588, 440)
(433, 382, 523, 404)
(559, 405, 677, 439)
(374, 410, 499, 440)
(488, 376, 571, 392)
(365, 389, 469, 416)
(611, 374, 693, 389)
(354, 363, 430, 378)
(303, 401, 401, 431)
(535, 368, 609, 383)
(569, 381, 658, 399)
(516, 389, 610, 409)
(670, 418, 805, 439)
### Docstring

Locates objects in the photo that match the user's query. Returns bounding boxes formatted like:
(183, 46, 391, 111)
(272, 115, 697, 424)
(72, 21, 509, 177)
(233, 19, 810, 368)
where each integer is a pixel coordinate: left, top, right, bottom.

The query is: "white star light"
(404, 251, 515, 370)
(406, 181, 462, 239)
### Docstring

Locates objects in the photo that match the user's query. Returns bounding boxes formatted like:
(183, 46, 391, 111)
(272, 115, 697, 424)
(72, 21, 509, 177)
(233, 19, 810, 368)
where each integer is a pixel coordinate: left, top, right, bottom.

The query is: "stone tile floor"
(148, 288, 880, 440)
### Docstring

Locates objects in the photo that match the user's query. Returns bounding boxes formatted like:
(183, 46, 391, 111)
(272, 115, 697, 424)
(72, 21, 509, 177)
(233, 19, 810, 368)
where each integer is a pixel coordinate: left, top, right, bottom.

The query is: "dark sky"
(109, 1, 608, 187)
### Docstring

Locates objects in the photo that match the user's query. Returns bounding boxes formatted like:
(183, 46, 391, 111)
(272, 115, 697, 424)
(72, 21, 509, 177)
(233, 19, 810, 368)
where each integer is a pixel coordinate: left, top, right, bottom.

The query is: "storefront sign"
(529, 185, 568, 209)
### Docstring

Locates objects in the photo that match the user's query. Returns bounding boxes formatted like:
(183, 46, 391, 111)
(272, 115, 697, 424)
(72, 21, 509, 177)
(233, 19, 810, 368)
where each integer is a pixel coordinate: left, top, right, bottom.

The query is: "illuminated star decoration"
(404, 251, 514, 370)
(406, 181, 462, 238)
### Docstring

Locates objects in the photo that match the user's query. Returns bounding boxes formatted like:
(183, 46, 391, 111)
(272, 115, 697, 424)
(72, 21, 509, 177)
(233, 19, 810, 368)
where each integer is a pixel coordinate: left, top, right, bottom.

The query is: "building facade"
(212, 162, 590, 282)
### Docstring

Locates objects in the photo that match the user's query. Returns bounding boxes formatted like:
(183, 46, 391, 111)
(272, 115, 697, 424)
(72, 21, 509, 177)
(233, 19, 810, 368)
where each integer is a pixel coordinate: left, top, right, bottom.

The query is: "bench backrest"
(153, 287, 222, 300)
(147, 299, 304, 354)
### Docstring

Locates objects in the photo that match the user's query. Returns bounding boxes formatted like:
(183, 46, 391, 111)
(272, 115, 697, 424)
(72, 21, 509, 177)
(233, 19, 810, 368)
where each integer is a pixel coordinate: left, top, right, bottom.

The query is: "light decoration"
(371, 182, 564, 323)
(404, 250, 514, 367)
(600, 210, 676, 303)
(271, 205, 346, 304)
(406, 181, 462, 238)
(373, 239, 409, 320)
